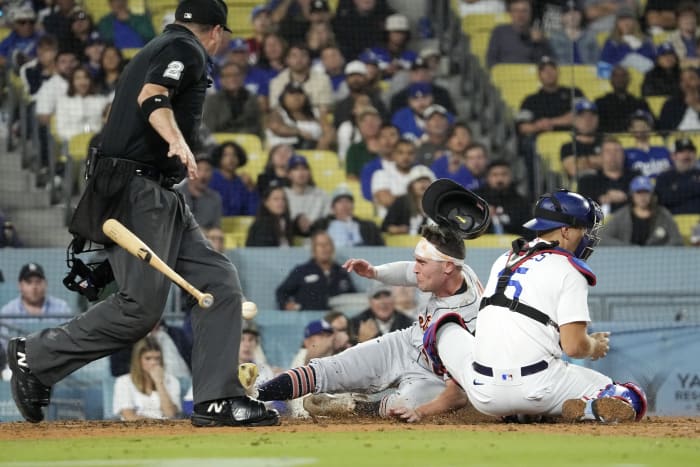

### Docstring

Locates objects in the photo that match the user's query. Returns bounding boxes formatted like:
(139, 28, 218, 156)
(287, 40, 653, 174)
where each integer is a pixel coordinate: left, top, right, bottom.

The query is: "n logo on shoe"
(17, 351, 28, 369)
(207, 402, 225, 414)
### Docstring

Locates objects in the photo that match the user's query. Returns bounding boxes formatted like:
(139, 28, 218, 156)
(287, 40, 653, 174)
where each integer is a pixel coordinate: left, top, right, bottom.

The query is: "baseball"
(242, 301, 258, 320)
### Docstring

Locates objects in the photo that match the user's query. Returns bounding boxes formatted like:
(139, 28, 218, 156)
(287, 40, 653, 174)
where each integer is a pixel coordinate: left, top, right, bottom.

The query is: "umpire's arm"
(137, 83, 198, 180)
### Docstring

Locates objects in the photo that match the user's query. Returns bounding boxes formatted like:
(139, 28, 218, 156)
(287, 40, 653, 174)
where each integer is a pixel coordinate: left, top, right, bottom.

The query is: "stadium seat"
(296, 150, 345, 193)
(672, 214, 700, 245)
(121, 48, 141, 60)
(67, 132, 95, 162)
(466, 234, 519, 248)
(461, 12, 511, 34)
(222, 216, 255, 249)
(646, 95, 667, 118)
(346, 179, 375, 219)
(617, 133, 665, 148)
(535, 131, 572, 174)
(490, 64, 539, 111)
(652, 31, 671, 46)
(0, 27, 11, 42)
(467, 31, 493, 67)
(627, 67, 644, 97)
(384, 234, 420, 247)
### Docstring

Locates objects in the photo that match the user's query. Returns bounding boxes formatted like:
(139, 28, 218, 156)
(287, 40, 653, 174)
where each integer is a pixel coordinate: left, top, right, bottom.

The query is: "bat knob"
(199, 293, 214, 309)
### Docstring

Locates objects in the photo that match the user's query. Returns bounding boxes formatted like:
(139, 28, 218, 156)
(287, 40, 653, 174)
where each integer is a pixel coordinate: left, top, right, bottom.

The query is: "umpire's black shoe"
(7, 338, 52, 423)
(191, 396, 280, 427)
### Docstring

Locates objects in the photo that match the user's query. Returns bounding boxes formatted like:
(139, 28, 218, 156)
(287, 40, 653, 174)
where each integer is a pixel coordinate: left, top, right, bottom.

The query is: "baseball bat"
(102, 218, 214, 308)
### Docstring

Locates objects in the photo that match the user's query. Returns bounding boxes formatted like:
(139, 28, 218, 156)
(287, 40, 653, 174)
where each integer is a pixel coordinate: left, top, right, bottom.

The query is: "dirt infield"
(1, 410, 698, 441)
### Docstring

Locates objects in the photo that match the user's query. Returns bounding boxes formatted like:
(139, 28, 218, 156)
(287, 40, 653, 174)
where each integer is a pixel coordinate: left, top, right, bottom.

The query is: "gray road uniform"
(310, 261, 482, 415)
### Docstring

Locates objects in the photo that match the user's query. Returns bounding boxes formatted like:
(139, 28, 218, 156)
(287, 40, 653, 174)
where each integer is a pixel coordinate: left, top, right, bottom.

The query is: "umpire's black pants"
(26, 176, 245, 404)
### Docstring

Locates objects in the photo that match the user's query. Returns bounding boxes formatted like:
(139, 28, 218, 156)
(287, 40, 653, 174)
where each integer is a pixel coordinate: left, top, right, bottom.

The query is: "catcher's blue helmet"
(524, 189, 603, 260)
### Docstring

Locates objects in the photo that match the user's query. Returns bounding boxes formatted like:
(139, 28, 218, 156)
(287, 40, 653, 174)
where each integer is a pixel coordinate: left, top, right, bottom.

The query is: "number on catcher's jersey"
(163, 61, 184, 80)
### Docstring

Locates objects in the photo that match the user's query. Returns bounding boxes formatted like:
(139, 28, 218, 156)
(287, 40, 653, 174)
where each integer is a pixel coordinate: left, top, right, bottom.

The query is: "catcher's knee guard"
(422, 312, 467, 376)
(597, 382, 647, 421)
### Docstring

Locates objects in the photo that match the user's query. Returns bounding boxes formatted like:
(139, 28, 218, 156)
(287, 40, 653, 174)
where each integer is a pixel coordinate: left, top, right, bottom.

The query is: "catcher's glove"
(238, 362, 259, 396)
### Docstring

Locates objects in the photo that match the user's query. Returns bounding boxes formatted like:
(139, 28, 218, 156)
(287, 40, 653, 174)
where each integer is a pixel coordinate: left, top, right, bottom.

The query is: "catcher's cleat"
(191, 396, 280, 427)
(238, 363, 259, 396)
(7, 338, 51, 423)
(303, 393, 356, 416)
(562, 397, 636, 423)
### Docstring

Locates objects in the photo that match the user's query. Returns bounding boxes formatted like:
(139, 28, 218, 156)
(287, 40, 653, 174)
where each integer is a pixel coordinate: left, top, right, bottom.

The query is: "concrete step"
(0, 189, 51, 209)
(1, 170, 35, 191)
(0, 152, 24, 172)
(8, 207, 72, 247)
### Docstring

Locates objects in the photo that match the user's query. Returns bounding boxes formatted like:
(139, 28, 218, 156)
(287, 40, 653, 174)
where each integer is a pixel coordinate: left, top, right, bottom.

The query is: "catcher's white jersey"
(311, 261, 482, 414)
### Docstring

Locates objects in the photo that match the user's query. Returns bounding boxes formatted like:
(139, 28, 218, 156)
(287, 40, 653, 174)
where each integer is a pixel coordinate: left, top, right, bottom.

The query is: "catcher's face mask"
(421, 178, 491, 239)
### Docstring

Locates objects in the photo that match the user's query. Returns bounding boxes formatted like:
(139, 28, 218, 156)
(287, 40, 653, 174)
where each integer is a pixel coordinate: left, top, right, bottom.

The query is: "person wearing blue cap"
(391, 82, 455, 141)
(623, 110, 672, 179)
(600, 175, 683, 246)
(641, 42, 681, 97)
(595, 65, 651, 133)
(560, 99, 603, 180)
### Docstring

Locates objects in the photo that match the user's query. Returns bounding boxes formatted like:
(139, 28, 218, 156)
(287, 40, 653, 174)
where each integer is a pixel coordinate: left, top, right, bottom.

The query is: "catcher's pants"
(437, 324, 612, 417)
(311, 327, 445, 413)
(26, 176, 246, 404)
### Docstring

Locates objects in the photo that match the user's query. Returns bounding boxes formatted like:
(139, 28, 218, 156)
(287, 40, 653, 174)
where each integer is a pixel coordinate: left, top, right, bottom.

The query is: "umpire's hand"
(168, 138, 198, 180)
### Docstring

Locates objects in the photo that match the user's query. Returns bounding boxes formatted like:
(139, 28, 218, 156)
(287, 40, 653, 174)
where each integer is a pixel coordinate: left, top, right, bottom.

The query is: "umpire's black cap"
(422, 179, 491, 240)
(176, 0, 232, 33)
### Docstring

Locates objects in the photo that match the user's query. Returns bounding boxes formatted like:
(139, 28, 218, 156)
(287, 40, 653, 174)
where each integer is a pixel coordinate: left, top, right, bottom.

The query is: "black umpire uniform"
(12, 0, 278, 427)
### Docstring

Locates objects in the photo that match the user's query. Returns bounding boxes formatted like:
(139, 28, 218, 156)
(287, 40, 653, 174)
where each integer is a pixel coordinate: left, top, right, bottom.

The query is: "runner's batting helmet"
(422, 179, 491, 239)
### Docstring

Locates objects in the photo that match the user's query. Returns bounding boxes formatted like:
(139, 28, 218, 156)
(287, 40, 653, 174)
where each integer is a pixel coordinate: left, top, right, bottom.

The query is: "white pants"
(437, 324, 612, 417)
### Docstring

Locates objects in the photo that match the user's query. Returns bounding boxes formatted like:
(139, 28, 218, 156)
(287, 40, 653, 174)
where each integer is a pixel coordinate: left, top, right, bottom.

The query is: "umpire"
(7, 0, 279, 427)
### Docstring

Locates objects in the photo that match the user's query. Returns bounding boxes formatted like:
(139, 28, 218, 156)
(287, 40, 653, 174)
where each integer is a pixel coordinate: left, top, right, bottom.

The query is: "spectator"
(247, 6, 273, 65)
(337, 94, 372, 162)
(55, 66, 111, 141)
(308, 23, 337, 64)
(624, 110, 672, 178)
(584, 0, 636, 34)
(324, 310, 351, 352)
(645, 0, 684, 33)
(349, 283, 413, 345)
(475, 161, 531, 236)
(658, 68, 700, 131)
(0, 211, 22, 248)
(358, 48, 383, 94)
(548, 3, 599, 65)
(290, 319, 336, 367)
(382, 165, 435, 234)
(601, 175, 683, 246)
(560, 99, 603, 180)
(359, 123, 399, 200)
(269, 43, 333, 117)
(238, 322, 276, 397)
(0, 5, 40, 72)
(486, 0, 553, 69)
(464, 142, 491, 190)
(429, 123, 479, 190)
(60, 7, 97, 60)
(416, 105, 451, 166)
(371, 138, 416, 218)
(112, 337, 180, 420)
(310, 186, 385, 246)
(203, 226, 226, 253)
(388, 57, 456, 116)
(642, 42, 681, 97)
(269, 0, 312, 45)
(83, 34, 107, 79)
(175, 153, 223, 229)
(266, 81, 334, 150)
(333, 59, 388, 129)
(599, 8, 655, 73)
(577, 137, 639, 215)
(690, 220, 700, 245)
(284, 154, 330, 236)
(656, 137, 700, 214)
(345, 106, 382, 177)
(246, 185, 295, 247)
(392, 83, 451, 141)
(96, 0, 156, 50)
(332, 0, 392, 62)
(317, 45, 346, 100)
(0, 263, 71, 317)
(96, 44, 125, 95)
(257, 143, 294, 194)
(276, 230, 356, 311)
(19, 34, 58, 99)
(516, 56, 584, 137)
(668, 2, 700, 67)
(596, 65, 651, 133)
(249, 33, 287, 105)
(202, 62, 263, 137)
(209, 141, 259, 216)
(369, 14, 417, 80)
(392, 285, 420, 319)
(42, 0, 78, 41)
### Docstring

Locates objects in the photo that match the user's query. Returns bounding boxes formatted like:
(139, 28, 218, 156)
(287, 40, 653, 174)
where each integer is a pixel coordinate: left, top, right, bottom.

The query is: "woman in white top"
(113, 336, 181, 420)
(55, 66, 110, 141)
(266, 81, 333, 150)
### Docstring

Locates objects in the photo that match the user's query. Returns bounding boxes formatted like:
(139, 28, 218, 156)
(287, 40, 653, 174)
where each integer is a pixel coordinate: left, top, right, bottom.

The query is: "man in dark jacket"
(310, 186, 384, 246)
(596, 65, 651, 133)
(656, 137, 700, 214)
(476, 161, 531, 237)
(276, 230, 357, 310)
(348, 282, 413, 345)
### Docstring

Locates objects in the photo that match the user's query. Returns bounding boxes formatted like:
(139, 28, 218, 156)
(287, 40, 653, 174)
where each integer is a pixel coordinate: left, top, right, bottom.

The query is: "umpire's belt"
(472, 360, 548, 378)
(102, 157, 166, 185)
